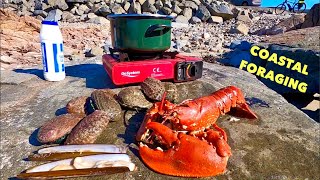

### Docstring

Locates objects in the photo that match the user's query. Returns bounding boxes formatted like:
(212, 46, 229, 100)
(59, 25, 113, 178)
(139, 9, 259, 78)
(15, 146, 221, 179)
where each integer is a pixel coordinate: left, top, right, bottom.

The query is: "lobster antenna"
(159, 91, 167, 112)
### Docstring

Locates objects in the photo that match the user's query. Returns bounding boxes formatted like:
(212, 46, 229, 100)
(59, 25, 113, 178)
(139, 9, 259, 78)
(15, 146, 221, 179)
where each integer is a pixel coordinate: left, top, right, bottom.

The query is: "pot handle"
(145, 24, 172, 37)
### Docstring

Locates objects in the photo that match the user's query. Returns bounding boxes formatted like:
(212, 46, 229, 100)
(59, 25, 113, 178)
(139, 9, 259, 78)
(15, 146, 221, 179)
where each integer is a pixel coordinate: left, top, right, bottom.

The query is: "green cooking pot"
(107, 14, 173, 54)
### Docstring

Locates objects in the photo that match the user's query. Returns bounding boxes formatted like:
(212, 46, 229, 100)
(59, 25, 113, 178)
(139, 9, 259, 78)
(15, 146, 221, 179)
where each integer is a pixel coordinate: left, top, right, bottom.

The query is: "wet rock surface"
(1, 58, 318, 179)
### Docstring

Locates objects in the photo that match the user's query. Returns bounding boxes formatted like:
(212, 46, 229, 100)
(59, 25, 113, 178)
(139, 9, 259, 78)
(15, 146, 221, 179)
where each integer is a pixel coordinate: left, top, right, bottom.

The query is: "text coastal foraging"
(239, 45, 309, 93)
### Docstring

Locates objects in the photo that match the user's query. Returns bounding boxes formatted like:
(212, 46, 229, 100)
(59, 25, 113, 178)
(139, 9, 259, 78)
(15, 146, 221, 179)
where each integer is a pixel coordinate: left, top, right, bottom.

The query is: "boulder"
(260, 44, 320, 94)
(123, 2, 131, 12)
(87, 16, 109, 24)
(129, 1, 142, 14)
(47, 0, 69, 10)
(33, 10, 47, 18)
(183, 1, 198, 10)
(301, 3, 320, 28)
(208, 15, 223, 24)
(98, 6, 111, 16)
(78, 4, 90, 14)
(190, 16, 201, 24)
(195, 4, 210, 22)
(172, 4, 182, 14)
(66, 0, 87, 2)
(182, 8, 193, 20)
(230, 23, 249, 35)
(111, 4, 125, 14)
(262, 14, 305, 35)
(142, 4, 157, 13)
(154, 0, 163, 9)
(45, 9, 63, 21)
(237, 14, 252, 24)
(161, 7, 172, 14)
(175, 15, 189, 24)
(205, 3, 234, 20)
(61, 11, 75, 21)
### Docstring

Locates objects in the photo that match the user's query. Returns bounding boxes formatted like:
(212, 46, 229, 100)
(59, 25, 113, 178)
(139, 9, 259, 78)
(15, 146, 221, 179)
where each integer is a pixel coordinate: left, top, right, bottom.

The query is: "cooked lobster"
(136, 86, 258, 177)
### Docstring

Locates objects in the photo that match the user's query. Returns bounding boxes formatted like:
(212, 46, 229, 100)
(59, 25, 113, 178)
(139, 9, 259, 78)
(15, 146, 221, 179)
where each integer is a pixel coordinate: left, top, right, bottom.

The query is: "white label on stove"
(121, 71, 141, 78)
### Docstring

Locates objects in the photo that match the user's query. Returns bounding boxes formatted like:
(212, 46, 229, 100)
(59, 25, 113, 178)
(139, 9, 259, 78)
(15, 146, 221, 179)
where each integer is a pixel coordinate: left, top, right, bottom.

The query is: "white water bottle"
(40, 21, 65, 81)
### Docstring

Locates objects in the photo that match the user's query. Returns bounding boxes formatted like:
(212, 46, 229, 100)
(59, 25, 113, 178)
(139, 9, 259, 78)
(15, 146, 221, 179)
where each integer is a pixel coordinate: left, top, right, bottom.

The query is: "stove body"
(102, 52, 203, 86)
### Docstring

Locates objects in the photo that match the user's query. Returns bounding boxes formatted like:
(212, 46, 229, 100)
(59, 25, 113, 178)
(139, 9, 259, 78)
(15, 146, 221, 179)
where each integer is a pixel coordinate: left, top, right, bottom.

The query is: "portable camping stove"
(102, 49, 203, 86)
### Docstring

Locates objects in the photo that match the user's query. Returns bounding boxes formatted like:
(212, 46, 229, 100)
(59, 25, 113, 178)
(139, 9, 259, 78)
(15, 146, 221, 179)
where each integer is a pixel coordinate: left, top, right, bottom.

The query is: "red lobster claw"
(139, 122, 231, 177)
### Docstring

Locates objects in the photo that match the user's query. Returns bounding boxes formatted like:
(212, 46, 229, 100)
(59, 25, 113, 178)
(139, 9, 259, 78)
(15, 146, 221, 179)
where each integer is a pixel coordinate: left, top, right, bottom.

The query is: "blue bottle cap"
(42, 21, 58, 25)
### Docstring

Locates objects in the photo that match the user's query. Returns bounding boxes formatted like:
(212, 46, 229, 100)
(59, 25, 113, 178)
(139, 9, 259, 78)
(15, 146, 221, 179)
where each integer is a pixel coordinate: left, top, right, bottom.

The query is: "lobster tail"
(211, 86, 258, 119)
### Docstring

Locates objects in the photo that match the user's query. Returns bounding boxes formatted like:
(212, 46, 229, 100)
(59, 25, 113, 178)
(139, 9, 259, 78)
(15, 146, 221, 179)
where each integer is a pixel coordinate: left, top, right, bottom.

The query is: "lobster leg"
(207, 124, 231, 157)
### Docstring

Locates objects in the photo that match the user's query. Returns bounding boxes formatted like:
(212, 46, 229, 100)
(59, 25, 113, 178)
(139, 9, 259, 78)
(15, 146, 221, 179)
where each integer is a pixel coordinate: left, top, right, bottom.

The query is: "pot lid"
(107, 14, 173, 20)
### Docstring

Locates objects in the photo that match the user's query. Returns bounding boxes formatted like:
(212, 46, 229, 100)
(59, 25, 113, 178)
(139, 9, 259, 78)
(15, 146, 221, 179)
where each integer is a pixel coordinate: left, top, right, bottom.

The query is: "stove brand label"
(121, 71, 141, 78)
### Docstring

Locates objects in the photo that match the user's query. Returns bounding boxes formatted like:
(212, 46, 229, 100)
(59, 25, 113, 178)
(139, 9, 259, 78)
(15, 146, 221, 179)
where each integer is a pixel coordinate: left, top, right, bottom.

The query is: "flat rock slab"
(0, 58, 318, 180)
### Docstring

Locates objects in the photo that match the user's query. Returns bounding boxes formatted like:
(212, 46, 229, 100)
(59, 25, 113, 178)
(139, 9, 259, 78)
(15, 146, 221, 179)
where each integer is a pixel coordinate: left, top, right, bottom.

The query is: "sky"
(261, 0, 318, 9)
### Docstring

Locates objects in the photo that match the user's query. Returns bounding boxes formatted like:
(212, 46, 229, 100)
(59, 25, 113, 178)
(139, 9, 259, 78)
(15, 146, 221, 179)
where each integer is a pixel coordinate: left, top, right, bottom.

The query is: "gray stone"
(154, 0, 163, 9)
(123, 2, 130, 11)
(111, 4, 125, 14)
(78, 4, 90, 14)
(87, 16, 109, 24)
(161, 7, 172, 15)
(66, 0, 87, 2)
(260, 44, 320, 94)
(190, 16, 201, 24)
(230, 23, 249, 35)
(75, 8, 84, 16)
(191, 0, 201, 5)
(183, 1, 198, 10)
(47, 0, 69, 10)
(33, 10, 47, 18)
(61, 11, 75, 21)
(302, 3, 320, 28)
(45, 9, 63, 21)
(195, 4, 211, 22)
(129, 2, 142, 14)
(87, 12, 97, 19)
(98, 6, 111, 16)
(70, 6, 77, 14)
(172, 4, 182, 14)
(237, 14, 252, 24)
(182, 8, 192, 20)
(174, 15, 189, 23)
(208, 15, 223, 23)
(34, 0, 42, 10)
(169, 12, 178, 18)
(85, 46, 104, 57)
(206, 3, 234, 20)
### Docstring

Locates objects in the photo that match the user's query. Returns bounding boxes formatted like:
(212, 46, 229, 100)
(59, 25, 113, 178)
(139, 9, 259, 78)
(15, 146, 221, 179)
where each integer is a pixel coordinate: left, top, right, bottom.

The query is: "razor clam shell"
(38, 144, 128, 154)
(17, 167, 130, 179)
(26, 154, 134, 173)
(28, 152, 101, 161)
